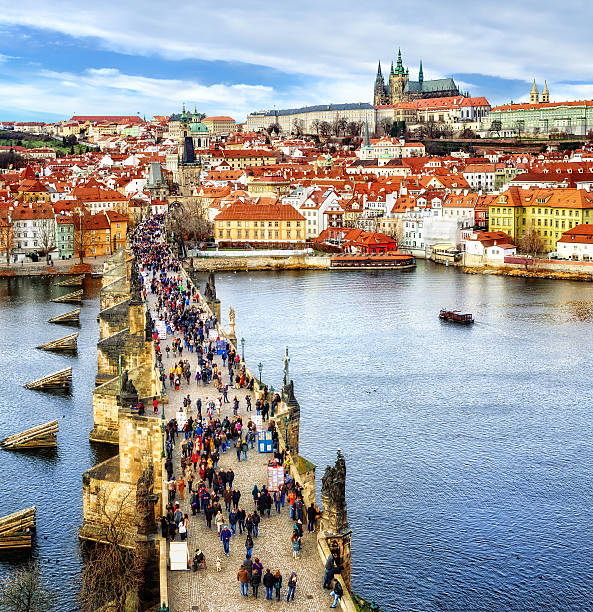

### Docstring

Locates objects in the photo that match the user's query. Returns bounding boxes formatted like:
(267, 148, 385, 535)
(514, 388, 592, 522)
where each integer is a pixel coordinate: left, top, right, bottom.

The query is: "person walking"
(263, 569, 275, 600)
(177, 475, 185, 500)
(220, 525, 232, 556)
(252, 511, 260, 538)
(250, 567, 261, 598)
(237, 565, 250, 597)
(245, 534, 253, 559)
(330, 578, 343, 608)
(286, 572, 297, 602)
(291, 533, 300, 559)
(274, 570, 283, 601)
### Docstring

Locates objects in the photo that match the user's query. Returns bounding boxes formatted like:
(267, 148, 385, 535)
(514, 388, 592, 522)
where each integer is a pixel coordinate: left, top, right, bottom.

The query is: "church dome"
(190, 121, 209, 134)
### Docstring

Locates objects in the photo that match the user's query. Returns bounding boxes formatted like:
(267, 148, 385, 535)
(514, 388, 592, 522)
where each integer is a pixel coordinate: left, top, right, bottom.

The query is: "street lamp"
(258, 362, 263, 386)
(270, 385, 275, 417)
(241, 337, 245, 362)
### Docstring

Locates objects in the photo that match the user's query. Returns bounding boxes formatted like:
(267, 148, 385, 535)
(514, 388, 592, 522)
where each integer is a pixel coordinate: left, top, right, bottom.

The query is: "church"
(373, 49, 464, 106)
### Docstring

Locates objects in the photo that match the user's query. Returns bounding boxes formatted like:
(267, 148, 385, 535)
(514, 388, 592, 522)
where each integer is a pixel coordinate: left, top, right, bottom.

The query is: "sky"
(0, 0, 592, 122)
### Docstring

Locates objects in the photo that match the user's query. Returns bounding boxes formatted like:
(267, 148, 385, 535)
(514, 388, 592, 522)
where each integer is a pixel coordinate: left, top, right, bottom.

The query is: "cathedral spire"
(363, 121, 371, 147)
(395, 47, 404, 75)
(390, 61, 394, 75)
(419, 60, 424, 83)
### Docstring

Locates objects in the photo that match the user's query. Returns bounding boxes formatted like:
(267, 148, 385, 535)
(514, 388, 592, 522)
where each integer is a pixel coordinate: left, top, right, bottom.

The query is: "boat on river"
(330, 252, 415, 269)
(439, 309, 474, 324)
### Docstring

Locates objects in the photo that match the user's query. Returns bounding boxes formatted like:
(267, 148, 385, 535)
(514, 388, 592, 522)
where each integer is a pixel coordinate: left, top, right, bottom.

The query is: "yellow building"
(202, 116, 236, 135)
(488, 187, 593, 251)
(247, 176, 291, 197)
(214, 203, 306, 248)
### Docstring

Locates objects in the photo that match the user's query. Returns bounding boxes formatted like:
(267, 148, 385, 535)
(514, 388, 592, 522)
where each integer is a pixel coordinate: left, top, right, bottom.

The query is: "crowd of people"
(131, 216, 344, 607)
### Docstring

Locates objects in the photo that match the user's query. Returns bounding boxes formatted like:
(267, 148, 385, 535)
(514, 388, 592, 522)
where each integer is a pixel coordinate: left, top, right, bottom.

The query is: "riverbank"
(188, 254, 331, 271)
(0, 261, 103, 277)
(463, 265, 593, 281)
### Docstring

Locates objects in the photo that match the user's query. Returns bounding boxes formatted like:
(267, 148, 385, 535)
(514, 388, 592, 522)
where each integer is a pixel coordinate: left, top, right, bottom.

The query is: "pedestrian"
(241, 438, 248, 461)
(168, 477, 176, 503)
(330, 578, 343, 608)
(177, 475, 185, 500)
(235, 438, 242, 462)
(245, 534, 253, 559)
(251, 568, 261, 598)
(263, 569, 275, 600)
(179, 513, 188, 541)
(274, 570, 282, 601)
(291, 533, 300, 559)
(252, 511, 260, 537)
(323, 553, 337, 589)
(286, 572, 297, 602)
(215, 510, 225, 534)
(237, 565, 250, 597)
(220, 525, 232, 556)
(307, 502, 318, 532)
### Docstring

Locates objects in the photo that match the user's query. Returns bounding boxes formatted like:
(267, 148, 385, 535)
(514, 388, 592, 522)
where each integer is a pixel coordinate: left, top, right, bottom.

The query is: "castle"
(374, 48, 464, 106)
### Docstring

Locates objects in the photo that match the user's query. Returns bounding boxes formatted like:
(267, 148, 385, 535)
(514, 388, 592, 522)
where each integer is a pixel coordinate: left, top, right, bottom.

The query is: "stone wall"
(188, 254, 331, 272)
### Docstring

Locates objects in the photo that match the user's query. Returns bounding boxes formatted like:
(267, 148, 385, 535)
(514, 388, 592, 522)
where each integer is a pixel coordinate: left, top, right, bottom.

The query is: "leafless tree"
(292, 119, 304, 137)
(0, 562, 56, 612)
(79, 488, 142, 612)
(519, 228, 546, 259)
(378, 118, 393, 136)
(311, 120, 321, 136)
(0, 208, 14, 266)
(346, 121, 363, 137)
(489, 120, 502, 137)
(167, 198, 211, 257)
(319, 121, 332, 138)
(38, 219, 56, 264)
(73, 210, 92, 265)
(333, 117, 348, 137)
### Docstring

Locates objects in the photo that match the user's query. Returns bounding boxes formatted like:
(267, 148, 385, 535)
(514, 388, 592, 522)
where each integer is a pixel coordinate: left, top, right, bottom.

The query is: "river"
(2, 264, 593, 611)
(208, 262, 593, 612)
(0, 276, 114, 611)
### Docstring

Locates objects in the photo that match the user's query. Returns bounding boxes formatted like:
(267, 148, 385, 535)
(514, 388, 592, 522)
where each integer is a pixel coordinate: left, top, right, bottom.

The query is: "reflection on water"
(206, 262, 593, 612)
(0, 276, 116, 612)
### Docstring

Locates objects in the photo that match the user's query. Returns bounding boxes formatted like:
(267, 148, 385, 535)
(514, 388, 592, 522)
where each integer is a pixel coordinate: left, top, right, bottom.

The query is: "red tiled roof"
(214, 203, 305, 222)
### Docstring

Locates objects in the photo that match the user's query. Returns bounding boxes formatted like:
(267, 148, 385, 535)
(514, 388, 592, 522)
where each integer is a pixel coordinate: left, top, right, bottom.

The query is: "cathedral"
(373, 49, 464, 106)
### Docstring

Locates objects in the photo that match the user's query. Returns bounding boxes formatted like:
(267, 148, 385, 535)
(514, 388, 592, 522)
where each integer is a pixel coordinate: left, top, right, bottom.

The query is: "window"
(297, 221, 301, 227)
(286, 221, 291, 227)
(237, 230, 242, 238)
(254, 221, 258, 228)
(296, 230, 301, 238)
(287, 231, 291, 238)
(275, 231, 279, 238)
(226, 230, 231, 238)
(245, 230, 249, 238)
(268, 222, 272, 227)
(227, 221, 231, 227)
(237, 221, 241, 227)
(218, 230, 223, 238)
(254, 231, 258, 238)
(274, 221, 279, 227)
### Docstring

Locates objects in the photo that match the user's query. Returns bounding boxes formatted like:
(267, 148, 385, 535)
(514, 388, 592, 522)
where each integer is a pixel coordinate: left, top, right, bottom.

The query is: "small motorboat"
(439, 309, 474, 324)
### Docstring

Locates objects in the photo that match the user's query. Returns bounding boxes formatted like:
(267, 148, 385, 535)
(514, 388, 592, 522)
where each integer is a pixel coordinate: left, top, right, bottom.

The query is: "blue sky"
(0, 1, 591, 122)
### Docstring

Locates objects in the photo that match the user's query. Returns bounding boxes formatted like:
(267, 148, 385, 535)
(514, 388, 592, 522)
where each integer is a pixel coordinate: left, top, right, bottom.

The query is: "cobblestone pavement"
(144, 287, 330, 612)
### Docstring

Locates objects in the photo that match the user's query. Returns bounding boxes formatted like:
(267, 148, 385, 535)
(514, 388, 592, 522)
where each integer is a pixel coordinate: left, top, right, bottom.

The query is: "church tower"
(389, 48, 409, 104)
(373, 61, 388, 106)
(541, 80, 550, 103)
(418, 60, 424, 85)
(530, 80, 540, 104)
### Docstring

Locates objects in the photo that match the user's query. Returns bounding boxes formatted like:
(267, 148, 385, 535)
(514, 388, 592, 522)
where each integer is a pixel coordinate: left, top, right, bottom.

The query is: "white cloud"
(0, 68, 278, 119)
(0, 1, 592, 116)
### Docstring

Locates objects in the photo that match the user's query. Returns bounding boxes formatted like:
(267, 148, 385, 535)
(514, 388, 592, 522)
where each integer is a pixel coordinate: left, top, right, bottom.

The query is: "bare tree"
(73, 209, 92, 265)
(319, 121, 332, 138)
(38, 218, 56, 264)
(378, 118, 393, 136)
(0, 208, 14, 266)
(79, 488, 142, 612)
(311, 120, 321, 136)
(0, 562, 56, 612)
(519, 228, 546, 258)
(292, 119, 304, 137)
(346, 121, 362, 137)
(334, 117, 348, 137)
(167, 198, 211, 257)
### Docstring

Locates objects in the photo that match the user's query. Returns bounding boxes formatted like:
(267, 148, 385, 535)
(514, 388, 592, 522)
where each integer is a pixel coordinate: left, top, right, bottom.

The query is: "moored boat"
(439, 309, 474, 324)
(330, 252, 415, 269)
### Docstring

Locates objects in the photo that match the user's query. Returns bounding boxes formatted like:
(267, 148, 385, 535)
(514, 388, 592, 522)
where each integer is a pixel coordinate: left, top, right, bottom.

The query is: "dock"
(57, 274, 85, 287)
(25, 367, 72, 391)
(51, 289, 83, 304)
(48, 308, 81, 325)
(0, 507, 36, 550)
(36, 332, 78, 353)
(1, 420, 58, 449)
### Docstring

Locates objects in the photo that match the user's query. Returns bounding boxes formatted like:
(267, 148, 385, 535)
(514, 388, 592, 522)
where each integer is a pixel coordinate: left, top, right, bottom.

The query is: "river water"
(2, 264, 593, 611)
(208, 262, 593, 612)
(0, 276, 114, 611)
